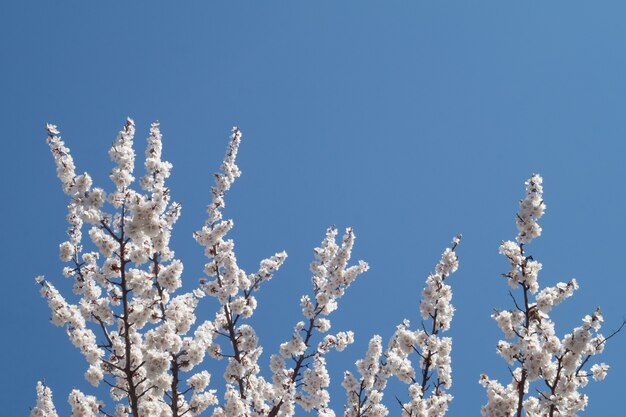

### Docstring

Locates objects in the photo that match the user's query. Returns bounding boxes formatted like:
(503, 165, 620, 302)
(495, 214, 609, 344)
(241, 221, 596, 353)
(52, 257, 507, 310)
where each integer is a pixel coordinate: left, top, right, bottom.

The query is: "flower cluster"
(32, 122, 618, 417)
(342, 237, 461, 417)
(515, 174, 545, 245)
(33, 121, 369, 417)
(31, 382, 59, 417)
(36, 121, 220, 417)
(481, 174, 617, 417)
(342, 335, 387, 417)
(267, 226, 369, 417)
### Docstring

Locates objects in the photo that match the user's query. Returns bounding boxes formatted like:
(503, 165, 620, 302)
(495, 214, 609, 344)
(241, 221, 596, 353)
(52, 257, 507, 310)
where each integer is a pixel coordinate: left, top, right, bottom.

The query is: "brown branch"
(169, 354, 181, 417)
(515, 244, 530, 417)
(211, 243, 248, 399)
(576, 319, 626, 376)
(268, 307, 320, 417)
(115, 202, 142, 417)
(150, 253, 168, 320)
(92, 313, 114, 348)
(103, 378, 128, 393)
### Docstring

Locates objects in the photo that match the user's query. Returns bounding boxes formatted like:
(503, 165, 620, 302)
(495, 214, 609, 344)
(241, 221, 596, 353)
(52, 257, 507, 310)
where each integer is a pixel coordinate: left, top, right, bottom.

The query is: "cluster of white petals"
(385, 238, 460, 417)
(266, 226, 369, 417)
(35, 121, 372, 417)
(36, 121, 223, 417)
(420, 242, 459, 332)
(342, 237, 461, 417)
(481, 174, 616, 417)
(68, 390, 102, 417)
(30, 382, 59, 417)
(33, 124, 618, 417)
(342, 335, 387, 417)
(515, 174, 545, 245)
(108, 119, 136, 193)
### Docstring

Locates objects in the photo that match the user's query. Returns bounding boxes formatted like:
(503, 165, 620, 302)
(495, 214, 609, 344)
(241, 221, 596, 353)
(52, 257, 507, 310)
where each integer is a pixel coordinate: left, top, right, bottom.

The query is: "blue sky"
(2, 2, 626, 416)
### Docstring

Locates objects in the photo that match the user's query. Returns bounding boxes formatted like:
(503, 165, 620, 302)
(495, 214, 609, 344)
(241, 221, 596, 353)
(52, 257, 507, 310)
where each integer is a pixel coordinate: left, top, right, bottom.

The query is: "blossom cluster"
(33, 121, 369, 417)
(31, 122, 617, 417)
(342, 236, 461, 417)
(31, 382, 59, 417)
(35, 121, 226, 417)
(266, 225, 369, 417)
(481, 174, 615, 417)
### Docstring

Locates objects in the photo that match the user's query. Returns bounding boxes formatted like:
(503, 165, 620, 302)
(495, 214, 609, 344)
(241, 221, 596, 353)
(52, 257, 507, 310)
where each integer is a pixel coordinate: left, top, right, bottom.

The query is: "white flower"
(85, 364, 104, 387)
(59, 242, 74, 262)
(68, 390, 101, 417)
(483, 174, 612, 417)
(590, 363, 609, 381)
(187, 370, 211, 392)
(30, 382, 58, 417)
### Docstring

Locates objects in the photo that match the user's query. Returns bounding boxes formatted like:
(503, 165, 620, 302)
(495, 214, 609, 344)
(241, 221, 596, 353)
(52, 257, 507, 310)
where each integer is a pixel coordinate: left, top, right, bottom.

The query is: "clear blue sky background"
(2, 2, 626, 416)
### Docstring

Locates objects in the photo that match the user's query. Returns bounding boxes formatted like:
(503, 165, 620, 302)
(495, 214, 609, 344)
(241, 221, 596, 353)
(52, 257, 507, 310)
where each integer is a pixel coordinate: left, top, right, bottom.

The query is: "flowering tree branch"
(34, 121, 369, 417)
(341, 235, 461, 417)
(30, 121, 619, 417)
(480, 174, 622, 417)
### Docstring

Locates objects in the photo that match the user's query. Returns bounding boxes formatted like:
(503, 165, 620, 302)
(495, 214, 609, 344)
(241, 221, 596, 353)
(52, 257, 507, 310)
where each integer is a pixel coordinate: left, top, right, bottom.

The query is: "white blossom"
(346, 236, 461, 417)
(516, 174, 545, 244)
(590, 363, 609, 381)
(482, 175, 614, 417)
(34, 123, 618, 417)
(68, 390, 101, 417)
(30, 382, 58, 417)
